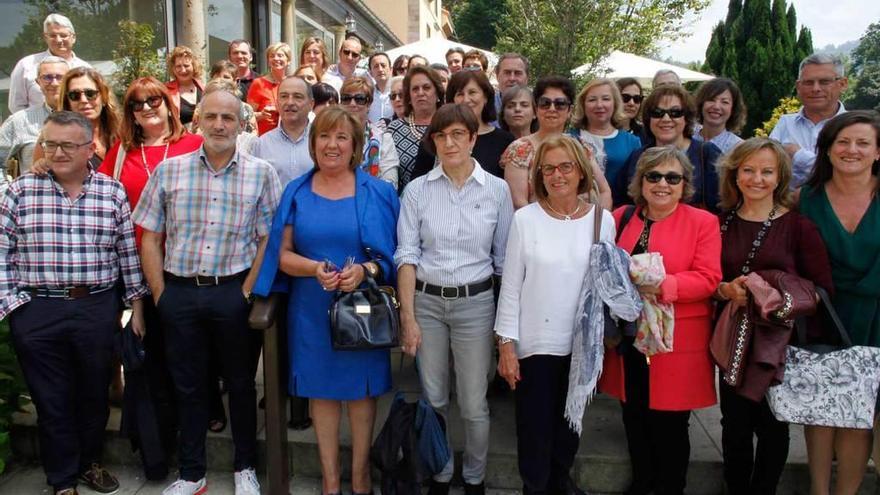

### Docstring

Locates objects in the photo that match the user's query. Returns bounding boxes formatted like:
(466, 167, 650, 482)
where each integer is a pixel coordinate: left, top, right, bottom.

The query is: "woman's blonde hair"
(167, 45, 204, 81)
(572, 78, 626, 130)
(266, 42, 292, 69)
(718, 137, 793, 210)
(627, 146, 695, 206)
(532, 135, 595, 202)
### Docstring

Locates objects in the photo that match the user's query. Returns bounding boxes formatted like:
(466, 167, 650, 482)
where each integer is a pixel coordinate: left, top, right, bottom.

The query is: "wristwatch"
(496, 335, 515, 346)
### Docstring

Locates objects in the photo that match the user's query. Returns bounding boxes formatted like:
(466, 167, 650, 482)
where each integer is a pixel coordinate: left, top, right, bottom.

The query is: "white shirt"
(770, 102, 847, 187)
(395, 160, 514, 286)
(368, 83, 393, 125)
(8, 50, 91, 112)
(494, 203, 615, 358)
(321, 64, 368, 93)
(693, 125, 743, 154)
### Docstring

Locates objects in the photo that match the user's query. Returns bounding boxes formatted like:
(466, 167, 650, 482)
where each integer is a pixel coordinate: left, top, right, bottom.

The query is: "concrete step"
(8, 352, 879, 494)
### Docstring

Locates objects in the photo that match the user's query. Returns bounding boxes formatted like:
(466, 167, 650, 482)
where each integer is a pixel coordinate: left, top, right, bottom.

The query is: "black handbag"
(329, 271, 401, 350)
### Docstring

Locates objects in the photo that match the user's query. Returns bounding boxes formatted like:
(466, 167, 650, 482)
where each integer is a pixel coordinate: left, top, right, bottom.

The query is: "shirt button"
(69, 228, 74, 233)
(212, 197, 217, 201)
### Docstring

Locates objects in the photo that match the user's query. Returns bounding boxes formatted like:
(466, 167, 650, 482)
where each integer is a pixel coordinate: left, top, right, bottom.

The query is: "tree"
(451, 0, 507, 50)
(493, 0, 710, 81)
(703, 0, 813, 135)
(112, 20, 166, 95)
(845, 22, 880, 111)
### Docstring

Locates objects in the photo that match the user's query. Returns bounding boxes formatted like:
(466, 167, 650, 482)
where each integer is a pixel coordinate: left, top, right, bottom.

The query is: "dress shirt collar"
(48, 168, 95, 202)
(426, 158, 487, 186)
(198, 145, 240, 174)
(279, 122, 308, 143)
(795, 101, 847, 125)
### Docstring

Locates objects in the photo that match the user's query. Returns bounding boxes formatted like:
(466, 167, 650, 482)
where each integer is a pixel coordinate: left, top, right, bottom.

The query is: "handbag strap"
(592, 203, 604, 244)
(615, 205, 636, 243)
(796, 286, 853, 348)
(113, 144, 126, 181)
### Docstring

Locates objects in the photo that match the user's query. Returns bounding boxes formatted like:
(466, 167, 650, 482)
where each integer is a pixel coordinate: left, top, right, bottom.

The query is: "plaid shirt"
(132, 147, 281, 277)
(0, 170, 148, 320)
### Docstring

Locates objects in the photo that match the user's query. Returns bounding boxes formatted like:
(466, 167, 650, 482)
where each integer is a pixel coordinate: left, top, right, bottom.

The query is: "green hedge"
(0, 319, 28, 474)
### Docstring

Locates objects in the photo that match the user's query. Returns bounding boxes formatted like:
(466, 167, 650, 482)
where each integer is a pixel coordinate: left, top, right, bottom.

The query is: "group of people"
(1, 11, 879, 495)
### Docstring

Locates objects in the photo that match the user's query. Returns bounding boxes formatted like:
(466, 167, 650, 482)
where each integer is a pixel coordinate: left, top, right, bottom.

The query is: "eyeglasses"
(41, 140, 92, 155)
(621, 94, 643, 104)
(649, 107, 685, 119)
(536, 97, 571, 110)
(341, 48, 361, 59)
(643, 171, 685, 185)
(40, 74, 65, 83)
(541, 162, 577, 176)
(340, 94, 370, 106)
(389, 92, 403, 101)
(464, 64, 483, 72)
(431, 129, 471, 143)
(128, 95, 164, 112)
(67, 89, 100, 102)
(796, 78, 842, 88)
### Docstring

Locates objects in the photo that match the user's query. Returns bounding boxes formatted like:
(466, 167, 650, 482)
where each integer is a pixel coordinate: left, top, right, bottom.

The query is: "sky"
(659, 0, 880, 63)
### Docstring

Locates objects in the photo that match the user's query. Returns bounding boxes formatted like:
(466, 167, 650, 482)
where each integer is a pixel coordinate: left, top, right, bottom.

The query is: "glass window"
(207, 0, 252, 67)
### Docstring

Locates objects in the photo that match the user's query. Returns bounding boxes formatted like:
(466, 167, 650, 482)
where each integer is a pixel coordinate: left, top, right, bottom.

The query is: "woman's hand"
(638, 284, 662, 297)
(338, 263, 365, 292)
(30, 158, 51, 176)
(719, 276, 748, 308)
(316, 262, 340, 291)
(401, 314, 422, 357)
(497, 342, 520, 390)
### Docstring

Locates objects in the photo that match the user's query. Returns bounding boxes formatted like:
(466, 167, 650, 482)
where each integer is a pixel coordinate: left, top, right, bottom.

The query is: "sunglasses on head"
(340, 94, 370, 106)
(644, 171, 685, 185)
(67, 89, 99, 102)
(621, 94, 644, 104)
(649, 107, 685, 119)
(536, 97, 571, 110)
(128, 95, 164, 112)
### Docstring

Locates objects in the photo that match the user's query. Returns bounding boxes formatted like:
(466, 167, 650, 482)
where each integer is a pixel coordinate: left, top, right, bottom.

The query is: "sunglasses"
(67, 89, 100, 102)
(40, 74, 65, 83)
(644, 171, 685, 185)
(341, 48, 361, 58)
(649, 107, 685, 119)
(341, 94, 370, 106)
(128, 95, 164, 112)
(536, 97, 571, 110)
(541, 162, 577, 176)
(389, 92, 403, 101)
(621, 94, 644, 104)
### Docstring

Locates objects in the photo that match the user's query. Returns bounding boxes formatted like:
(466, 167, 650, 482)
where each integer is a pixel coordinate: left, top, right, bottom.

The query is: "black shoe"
(78, 463, 119, 493)
(428, 480, 451, 495)
(464, 481, 486, 495)
(555, 477, 587, 495)
(288, 417, 312, 430)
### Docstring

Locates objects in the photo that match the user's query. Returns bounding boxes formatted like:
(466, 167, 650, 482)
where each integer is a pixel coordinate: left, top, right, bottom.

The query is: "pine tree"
(703, 0, 813, 135)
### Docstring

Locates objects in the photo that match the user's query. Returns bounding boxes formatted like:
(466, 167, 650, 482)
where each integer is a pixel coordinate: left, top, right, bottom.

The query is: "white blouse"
(494, 202, 616, 359)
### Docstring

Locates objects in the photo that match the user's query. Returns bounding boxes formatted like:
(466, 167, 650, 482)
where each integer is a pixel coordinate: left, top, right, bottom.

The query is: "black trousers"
(142, 296, 178, 454)
(719, 382, 789, 495)
(620, 341, 691, 495)
(515, 354, 581, 495)
(158, 275, 258, 481)
(9, 289, 120, 491)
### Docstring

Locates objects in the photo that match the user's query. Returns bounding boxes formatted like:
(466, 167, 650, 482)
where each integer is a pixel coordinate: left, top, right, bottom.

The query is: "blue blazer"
(253, 168, 400, 296)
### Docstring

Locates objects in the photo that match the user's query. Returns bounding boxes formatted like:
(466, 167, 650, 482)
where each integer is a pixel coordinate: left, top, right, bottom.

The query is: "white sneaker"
(234, 468, 261, 495)
(162, 478, 208, 495)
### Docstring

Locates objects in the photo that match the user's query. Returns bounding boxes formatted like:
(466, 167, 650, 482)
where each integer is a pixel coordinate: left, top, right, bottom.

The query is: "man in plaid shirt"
(0, 111, 147, 495)
(133, 89, 281, 495)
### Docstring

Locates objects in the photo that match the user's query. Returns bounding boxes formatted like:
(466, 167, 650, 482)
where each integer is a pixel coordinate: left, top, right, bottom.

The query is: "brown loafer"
(78, 463, 119, 493)
(55, 489, 78, 495)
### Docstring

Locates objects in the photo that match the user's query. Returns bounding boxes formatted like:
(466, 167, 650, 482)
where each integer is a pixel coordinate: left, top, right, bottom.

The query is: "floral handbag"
(766, 287, 880, 429)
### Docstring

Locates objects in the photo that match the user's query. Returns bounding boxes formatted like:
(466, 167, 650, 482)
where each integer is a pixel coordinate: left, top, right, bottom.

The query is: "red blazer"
(599, 204, 722, 411)
(165, 78, 205, 114)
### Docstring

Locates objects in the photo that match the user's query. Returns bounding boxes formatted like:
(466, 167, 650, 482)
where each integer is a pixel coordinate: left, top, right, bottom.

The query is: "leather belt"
(416, 277, 493, 300)
(26, 285, 114, 300)
(164, 271, 247, 287)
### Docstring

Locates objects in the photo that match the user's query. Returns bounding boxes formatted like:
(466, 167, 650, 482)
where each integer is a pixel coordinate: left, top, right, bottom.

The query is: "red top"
(246, 76, 280, 136)
(599, 204, 722, 410)
(165, 78, 205, 115)
(97, 133, 204, 247)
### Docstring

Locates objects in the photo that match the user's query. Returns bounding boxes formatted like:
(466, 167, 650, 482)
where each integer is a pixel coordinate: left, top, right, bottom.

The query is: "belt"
(416, 277, 493, 299)
(164, 271, 247, 287)
(25, 285, 114, 300)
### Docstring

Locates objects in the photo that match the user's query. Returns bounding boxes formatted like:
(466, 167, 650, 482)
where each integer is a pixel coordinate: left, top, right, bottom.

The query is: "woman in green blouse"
(799, 110, 880, 495)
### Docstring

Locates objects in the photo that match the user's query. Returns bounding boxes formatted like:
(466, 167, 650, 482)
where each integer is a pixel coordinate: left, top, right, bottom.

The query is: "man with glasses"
(1, 56, 69, 180)
(322, 36, 368, 93)
(8, 13, 91, 113)
(0, 111, 147, 495)
(368, 52, 393, 125)
(228, 39, 256, 101)
(771, 53, 848, 187)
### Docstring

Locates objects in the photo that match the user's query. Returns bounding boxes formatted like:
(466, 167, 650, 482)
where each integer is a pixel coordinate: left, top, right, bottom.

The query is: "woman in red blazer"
(598, 145, 722, 495)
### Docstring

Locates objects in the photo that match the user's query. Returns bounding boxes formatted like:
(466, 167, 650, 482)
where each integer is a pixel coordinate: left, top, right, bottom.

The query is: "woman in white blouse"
(495, 134, 614, 495)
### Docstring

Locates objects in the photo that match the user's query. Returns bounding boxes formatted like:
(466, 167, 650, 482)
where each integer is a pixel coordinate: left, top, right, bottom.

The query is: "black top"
(410, 127, 515, 181)
(178, 87, 203, 125)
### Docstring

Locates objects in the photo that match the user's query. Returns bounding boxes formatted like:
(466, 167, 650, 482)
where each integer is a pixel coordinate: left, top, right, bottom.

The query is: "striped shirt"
(395, 160, 514, 286)
(0, 170, 147, 319)
(132, 147, 282, 277)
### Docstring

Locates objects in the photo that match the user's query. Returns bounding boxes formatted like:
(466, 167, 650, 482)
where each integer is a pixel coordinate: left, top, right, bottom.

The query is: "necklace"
(720, 203, 778, 274)
(544, 198, 583, 220)
(140, 141, 170, 178)
(407, 114, 426, 140)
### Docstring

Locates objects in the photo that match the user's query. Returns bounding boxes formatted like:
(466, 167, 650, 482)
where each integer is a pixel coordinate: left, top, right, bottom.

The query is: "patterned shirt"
(395, 160, 514, 286)
(0, 170, 147, 319)
(0, 103, 52, 177)
(132, 147, 282, 277)
(387, 118, 428, 194)
(693, 125, 743, 154)
(253, 124, 314, 186)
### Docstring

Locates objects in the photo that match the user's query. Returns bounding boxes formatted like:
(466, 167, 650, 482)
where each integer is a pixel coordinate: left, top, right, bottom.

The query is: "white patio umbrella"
(571, 50, 714, 86)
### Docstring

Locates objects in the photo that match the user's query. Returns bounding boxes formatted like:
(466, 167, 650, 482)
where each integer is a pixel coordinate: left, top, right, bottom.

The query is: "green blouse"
(800, 184, 880, 346)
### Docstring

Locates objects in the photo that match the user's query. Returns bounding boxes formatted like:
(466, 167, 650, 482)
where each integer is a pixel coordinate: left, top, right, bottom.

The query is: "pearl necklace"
(720, 203, 778, 274)
(140, 141, 170, 178)
(544, 198, 583, 220)
(407, 114, 426, 140)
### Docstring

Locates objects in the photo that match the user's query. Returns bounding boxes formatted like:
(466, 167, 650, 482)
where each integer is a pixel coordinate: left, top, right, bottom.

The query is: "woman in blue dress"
(254, 106, 400, 495)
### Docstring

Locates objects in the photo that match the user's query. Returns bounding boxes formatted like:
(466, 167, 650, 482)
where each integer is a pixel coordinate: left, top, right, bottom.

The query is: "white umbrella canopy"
(369, 38, 498, 69)
(571, 50, 715, 86)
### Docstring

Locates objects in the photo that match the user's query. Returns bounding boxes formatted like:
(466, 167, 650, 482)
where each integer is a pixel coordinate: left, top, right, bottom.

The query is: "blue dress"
(286, 186, 391, 400)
